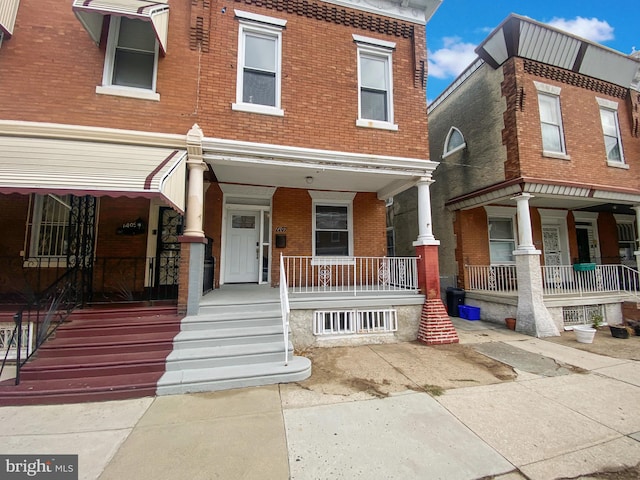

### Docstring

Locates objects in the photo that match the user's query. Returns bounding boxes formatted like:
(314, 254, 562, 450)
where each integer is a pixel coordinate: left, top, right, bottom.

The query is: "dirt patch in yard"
(556, 462, 640, 479)
(292, 342, 516, 401)
(544, 329, 640, 361)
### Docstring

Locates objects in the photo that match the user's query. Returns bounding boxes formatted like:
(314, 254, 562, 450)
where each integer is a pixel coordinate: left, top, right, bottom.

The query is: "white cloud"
(428, 37, 478, 80)
(546, 16, 614, 43)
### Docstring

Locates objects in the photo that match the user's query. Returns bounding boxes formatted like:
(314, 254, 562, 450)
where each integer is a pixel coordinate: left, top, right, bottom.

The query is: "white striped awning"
(0, 136, 186, 213)
(72, 0, 170, 55)
(0, 0, 21, 38)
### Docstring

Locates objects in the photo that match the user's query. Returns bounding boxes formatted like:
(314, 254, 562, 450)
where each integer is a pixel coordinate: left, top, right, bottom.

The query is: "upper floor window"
(597, 98, 625, 166)
(97, 16, 160, 101)
(73, 1, 171, 102)
(29, 194, 71, 259)
(535, 82, 566, 157)
(232, 10, 286, 117)
(443, 127, 466, 157)
(354, 34, 397, 131)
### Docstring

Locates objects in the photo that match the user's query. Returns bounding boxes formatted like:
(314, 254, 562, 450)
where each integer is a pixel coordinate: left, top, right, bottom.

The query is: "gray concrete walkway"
(2, 320, 640, 479)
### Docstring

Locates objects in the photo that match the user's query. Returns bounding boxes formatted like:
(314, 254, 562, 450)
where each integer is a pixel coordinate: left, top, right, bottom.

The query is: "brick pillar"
(414, 245, 459, 345)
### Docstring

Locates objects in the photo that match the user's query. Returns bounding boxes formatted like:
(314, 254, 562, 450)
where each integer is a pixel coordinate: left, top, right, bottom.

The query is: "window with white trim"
(535, 82, 566, 156)
(616, 220, 636, 266)
(443, 126, 466, 157)
(29, 194, 71, 258)
(97, 16, 159, 101)
(488, 217, 516, 264)
(597, 98, 624, 164)
(233, 10, 286, 116)
(310, 191, 355, 257)
(354, 34, 396, 131)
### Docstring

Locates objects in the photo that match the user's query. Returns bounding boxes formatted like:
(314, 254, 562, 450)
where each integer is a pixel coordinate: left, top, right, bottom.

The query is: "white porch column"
(510, 193, 559, 337)
(184, 124, 206, 238)
(512, 193, 535, 251)
(413, 177, 439, 246)
(633, 205, 640, 268)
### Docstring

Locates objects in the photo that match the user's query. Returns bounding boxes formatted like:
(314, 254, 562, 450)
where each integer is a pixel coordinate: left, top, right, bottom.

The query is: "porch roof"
(72, 0, 170, 55)
(201, 137, 438, 200)
(0, 136, 186, 213)
(446, 177, 640, 212)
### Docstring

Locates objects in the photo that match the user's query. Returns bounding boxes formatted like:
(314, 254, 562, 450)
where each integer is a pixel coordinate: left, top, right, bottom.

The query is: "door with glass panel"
(225, 211, 260, 283)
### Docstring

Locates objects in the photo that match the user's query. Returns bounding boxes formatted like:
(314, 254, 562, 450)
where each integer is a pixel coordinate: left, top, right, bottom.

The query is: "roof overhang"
(320, 0, 441, 24)
(475, 14, 640, 89)
(72, 0, 170, 55)
(0, 136, 186, 213)
(0, 0, 20, 38)
(446, 177, 640, 212)
(201, 138, 438, 200)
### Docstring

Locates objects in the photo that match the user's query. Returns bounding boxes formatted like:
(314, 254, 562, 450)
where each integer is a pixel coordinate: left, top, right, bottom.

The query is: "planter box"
(459, 305, 480, 321)
(572, 263, 596, 271)
(574, 325, 596, 344)
(609, 325, 630, 339)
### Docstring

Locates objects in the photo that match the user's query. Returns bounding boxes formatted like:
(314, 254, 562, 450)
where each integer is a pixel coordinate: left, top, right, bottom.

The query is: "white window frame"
(96, 16, 160, 101)
(485, 206, 517, 265)
(597, 97, 626, 168)
(309, 191, 355, 260)
(354, 34, 397, 131)
(443, 126, 466, 157)
(232, 10, 286, 117)
(535, 81, 568, 159)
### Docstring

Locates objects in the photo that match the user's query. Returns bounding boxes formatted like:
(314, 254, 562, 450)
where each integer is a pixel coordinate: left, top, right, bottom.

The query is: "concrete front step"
(196, 302, 280, 317)
(179, 314, 281, 331)
(156, 356, 312, 395)
(172, 325, 284, 348)
(164, 342, 293, 371)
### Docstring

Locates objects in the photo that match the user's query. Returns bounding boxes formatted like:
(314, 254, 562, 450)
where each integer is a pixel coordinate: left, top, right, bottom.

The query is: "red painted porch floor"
(0, 306, 182, 406)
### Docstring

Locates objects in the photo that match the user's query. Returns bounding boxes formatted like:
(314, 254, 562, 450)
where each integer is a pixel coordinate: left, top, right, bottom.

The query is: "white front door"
(225, 211, 260, 283)
(542, 225, 565, 287)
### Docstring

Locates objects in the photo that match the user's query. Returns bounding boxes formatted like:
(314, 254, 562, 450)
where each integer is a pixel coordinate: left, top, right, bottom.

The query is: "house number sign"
(275, 227, 287, 232)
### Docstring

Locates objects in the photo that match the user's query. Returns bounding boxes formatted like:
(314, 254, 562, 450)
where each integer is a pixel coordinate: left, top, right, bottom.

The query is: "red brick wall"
(455, 208, 490, 288)
(508, 58, 640, 191)
(597, 212, 619, 264)
(1, 1, 429, 159)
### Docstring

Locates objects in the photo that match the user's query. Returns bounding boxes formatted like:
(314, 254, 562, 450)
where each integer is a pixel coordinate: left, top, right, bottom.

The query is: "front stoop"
(417, 299, 460, 345)
(156, 300, 311, 395)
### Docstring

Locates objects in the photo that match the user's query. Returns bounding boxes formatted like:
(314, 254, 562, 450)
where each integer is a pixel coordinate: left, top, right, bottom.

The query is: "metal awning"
(72, 0, 170, 55)
(0, 0, 21, 38)
(0, 136, 186, 213)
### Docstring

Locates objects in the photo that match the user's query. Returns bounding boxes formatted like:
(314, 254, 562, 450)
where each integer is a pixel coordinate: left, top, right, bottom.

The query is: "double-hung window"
(97, 16, 160, 101)
(488, 218, 516, 264)
(597, 98, 625, 166)
(535, 82, 566, 157)
(29, 194, 71, 260)
(310, 192, 355, 258)
(233, 10, 286, 116)
(354, 35, 397, 131)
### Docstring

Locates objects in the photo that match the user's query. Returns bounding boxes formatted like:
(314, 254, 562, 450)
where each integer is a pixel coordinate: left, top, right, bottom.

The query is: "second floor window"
(99, 17, 159, 100)
(354, 35, 397, 131)
(599, 106, 624, 163)
(233, 10, 286, 116)
(537, 93, 566, 154)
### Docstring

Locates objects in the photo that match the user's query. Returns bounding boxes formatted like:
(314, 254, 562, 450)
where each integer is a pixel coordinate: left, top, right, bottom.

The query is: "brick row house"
(392, 14, 640, 335)
(0, 0, 446, 402)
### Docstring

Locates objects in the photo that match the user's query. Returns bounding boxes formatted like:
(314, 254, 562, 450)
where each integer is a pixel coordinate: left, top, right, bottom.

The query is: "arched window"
(443, 127, 466, 157)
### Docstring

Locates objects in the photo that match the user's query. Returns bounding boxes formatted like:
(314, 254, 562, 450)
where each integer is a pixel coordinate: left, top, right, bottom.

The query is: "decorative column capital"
(186, 124, 204, 164)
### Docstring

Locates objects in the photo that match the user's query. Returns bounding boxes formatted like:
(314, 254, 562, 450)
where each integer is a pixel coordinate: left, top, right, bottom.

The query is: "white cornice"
(320, 0, 434, 25)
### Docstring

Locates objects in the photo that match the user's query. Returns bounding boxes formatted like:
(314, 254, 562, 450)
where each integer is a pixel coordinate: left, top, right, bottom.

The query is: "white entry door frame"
(219, 185, 274, 286)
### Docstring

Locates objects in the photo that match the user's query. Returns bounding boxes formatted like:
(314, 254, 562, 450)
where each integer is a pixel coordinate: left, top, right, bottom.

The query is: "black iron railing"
(1, 267, 81, 385)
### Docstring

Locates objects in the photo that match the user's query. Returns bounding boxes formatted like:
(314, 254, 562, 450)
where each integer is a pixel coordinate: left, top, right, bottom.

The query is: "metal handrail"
(279, 254, 290, 366)
(0, 267, 81, 385)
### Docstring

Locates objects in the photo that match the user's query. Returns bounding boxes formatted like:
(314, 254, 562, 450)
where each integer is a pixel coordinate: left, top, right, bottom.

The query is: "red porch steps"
(0, 306, 182, 406)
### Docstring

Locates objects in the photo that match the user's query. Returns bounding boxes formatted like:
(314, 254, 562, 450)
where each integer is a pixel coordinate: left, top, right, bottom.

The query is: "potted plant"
(609, 324, 633, 339)
(574, 324, 596, 343)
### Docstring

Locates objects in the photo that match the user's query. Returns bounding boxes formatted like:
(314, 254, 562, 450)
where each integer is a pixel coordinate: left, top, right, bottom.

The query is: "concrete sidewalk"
(1, 320, 640, 479)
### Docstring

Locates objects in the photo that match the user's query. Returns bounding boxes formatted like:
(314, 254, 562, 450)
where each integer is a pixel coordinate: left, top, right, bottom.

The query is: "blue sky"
(426, 0, 637, 103)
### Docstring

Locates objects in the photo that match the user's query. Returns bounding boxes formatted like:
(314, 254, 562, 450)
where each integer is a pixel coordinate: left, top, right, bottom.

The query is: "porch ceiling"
(202, 138, 437, 200)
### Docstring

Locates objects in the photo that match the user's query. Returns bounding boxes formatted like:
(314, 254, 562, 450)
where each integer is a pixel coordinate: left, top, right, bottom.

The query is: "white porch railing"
(465, 264, 640, 299)
(542, 264, 640, 298)
(282, 256, 419, 295)
(279, 254, 290, 366)
(465, 265, 518, 292)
